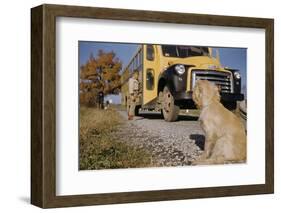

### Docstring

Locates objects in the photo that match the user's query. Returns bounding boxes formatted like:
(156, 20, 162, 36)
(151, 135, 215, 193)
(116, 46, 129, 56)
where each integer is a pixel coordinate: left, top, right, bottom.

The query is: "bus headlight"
(175, 64, 185, 75)
(233, 71, 241, 79)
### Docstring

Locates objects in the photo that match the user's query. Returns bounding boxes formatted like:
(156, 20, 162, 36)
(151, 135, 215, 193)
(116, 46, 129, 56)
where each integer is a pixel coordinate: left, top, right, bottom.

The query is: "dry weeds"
(79, 107, 152, 170)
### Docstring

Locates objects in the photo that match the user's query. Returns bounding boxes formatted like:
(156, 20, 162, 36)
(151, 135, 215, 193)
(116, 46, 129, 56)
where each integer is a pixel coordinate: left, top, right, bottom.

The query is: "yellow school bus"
(121, 44, 244, 121)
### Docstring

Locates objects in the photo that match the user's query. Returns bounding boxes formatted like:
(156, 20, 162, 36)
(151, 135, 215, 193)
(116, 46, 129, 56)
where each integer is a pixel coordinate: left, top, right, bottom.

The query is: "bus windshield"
(161, 45, 209, 58)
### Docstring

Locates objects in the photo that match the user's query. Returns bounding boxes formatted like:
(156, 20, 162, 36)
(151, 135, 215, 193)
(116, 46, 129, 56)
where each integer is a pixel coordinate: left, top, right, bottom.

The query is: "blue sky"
(79, 41, 138, 69)
(79, 42, 247, 103)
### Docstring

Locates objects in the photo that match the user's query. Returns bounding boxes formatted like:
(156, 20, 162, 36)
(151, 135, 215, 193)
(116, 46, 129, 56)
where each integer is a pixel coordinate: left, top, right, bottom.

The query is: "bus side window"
(146, 45, 155, 61)
(146, 69, 154, 90)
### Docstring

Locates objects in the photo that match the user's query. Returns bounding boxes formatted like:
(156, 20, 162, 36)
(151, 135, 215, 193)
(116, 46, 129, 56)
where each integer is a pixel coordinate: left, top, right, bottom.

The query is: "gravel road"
(114, 110, 205, 167)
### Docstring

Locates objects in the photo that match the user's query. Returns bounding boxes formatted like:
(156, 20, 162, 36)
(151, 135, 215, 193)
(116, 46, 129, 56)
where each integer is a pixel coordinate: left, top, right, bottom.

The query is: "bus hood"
(167, 56, 223, 70)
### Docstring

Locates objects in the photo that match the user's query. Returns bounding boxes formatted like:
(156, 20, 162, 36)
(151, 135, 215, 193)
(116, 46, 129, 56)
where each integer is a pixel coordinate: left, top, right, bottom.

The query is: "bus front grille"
(191, 70, 233, 93)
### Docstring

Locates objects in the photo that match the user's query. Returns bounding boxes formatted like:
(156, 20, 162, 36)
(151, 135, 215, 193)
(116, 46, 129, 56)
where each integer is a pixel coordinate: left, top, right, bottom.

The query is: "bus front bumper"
(174, 91, 244, 108)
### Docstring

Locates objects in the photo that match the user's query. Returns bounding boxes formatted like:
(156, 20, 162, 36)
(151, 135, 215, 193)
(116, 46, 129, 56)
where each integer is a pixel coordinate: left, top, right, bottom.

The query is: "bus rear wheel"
(162, 86, 179, 122)
(135, 105, 141, 116)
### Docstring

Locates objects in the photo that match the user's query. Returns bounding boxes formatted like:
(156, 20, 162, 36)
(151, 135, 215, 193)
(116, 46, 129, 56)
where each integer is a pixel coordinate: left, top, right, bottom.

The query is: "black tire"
(223, 101, 237, 111)
(135, 105, 141, 116)
(160, 109, 164, 119)
(162, 86, 179, 122)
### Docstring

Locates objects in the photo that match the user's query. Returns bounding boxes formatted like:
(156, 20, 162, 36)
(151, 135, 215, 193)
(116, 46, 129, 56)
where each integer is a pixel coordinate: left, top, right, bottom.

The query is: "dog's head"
(192, 80, 220, 109)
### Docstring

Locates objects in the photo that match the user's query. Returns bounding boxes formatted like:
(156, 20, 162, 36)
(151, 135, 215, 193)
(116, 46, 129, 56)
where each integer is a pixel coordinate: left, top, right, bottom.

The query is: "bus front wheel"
(162, 86, 179, 122)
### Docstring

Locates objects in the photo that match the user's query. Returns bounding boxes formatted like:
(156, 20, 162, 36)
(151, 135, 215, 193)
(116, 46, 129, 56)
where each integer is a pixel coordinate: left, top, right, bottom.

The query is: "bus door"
(142, 44, 158, 105)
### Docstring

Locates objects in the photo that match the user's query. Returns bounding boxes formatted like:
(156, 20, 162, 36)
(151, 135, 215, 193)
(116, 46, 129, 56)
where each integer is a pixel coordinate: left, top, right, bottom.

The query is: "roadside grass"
(79, 107, 152, 170)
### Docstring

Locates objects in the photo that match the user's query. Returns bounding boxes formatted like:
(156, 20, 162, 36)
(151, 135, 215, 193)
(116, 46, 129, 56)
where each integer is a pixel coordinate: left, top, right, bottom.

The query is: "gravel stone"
(115, 110, 205, 167)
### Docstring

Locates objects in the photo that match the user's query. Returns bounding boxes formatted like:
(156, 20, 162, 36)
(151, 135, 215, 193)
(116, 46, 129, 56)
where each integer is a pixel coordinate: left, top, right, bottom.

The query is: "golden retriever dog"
(192, 80, 246, 165)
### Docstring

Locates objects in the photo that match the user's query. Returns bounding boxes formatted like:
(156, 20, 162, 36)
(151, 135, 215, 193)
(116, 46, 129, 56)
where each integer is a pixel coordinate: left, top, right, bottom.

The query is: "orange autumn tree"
(80, 50, 122, 106)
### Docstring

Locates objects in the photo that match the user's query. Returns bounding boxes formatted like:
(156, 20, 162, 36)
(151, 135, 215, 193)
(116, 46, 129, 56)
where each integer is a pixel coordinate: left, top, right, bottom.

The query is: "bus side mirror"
(209, 48, 213, 58)
(209, 48, 220, 61)
(216, 49, 220, 61)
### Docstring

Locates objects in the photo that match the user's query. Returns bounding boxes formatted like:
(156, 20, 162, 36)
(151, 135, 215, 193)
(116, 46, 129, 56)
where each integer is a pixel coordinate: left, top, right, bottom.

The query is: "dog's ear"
(192, 80, 203, 108)
(196, 80, 203, 96)
(212, 83, 221, 102)
(198, 80, 207, 96)
(205, 81, 221, 102)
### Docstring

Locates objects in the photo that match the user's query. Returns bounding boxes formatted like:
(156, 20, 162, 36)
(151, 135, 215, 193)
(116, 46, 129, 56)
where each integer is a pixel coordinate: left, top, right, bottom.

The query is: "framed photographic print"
(31, 4, 274, 208)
